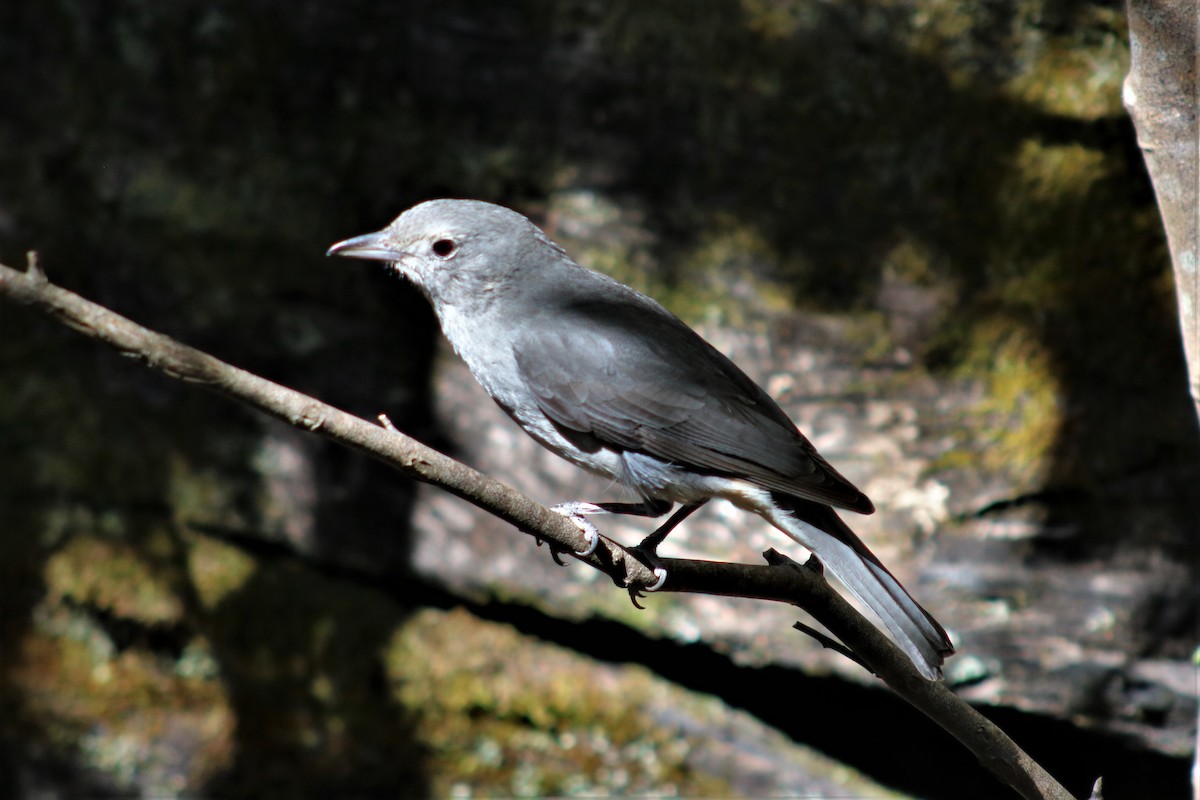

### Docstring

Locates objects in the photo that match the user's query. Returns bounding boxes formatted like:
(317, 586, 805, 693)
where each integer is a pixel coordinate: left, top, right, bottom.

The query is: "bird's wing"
(512, 297, 873, 514)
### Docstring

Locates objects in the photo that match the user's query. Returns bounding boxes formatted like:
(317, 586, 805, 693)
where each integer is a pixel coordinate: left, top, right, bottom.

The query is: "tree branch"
(0, 254, 1081, 799)
(1123, 0, 1199, 424)
(1122, 9, 1199, 796)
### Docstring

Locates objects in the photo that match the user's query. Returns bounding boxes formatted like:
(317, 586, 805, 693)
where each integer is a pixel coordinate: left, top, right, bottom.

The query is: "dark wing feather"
(513, 297, 873, 514)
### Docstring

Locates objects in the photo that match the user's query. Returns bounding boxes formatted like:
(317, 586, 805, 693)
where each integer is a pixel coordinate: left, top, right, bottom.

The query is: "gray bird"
(328, 199, 954, 679)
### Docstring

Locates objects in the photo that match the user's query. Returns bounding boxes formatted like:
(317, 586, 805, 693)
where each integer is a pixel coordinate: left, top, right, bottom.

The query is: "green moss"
(927, 130, 1181, 494)
(185, 533, 258, 611)
(44, 534, 185, 626)
(1005, 8, 1128, 119)
(14, 607, 234, 792)
(385, 607, 735, 797)
(958, 324, 1062, 487)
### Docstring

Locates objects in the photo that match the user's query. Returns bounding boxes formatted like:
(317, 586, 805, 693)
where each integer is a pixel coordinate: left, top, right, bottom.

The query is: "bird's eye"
(431, 238, 457, 258)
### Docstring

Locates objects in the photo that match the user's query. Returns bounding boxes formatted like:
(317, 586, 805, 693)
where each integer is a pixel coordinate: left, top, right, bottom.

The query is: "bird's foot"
(623, 500, 701, 599)
(549, 502, 603, 558)
(623, 536, 668, 608)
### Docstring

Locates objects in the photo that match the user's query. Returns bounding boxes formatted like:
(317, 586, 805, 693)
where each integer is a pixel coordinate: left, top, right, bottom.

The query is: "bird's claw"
(549, 503, 602, 558)
(535, 534, 577, 566)
(643, 567, 668, 592)
(624, 534, 670, 604)
(624, 565, 667, 608)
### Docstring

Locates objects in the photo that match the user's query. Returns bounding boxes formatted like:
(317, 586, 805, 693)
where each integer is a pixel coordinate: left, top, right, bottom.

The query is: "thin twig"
(791, 621, 873, 673)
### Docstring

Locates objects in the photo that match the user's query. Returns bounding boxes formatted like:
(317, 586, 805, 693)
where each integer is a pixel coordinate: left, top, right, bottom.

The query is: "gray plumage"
(328, 199, 954, 679)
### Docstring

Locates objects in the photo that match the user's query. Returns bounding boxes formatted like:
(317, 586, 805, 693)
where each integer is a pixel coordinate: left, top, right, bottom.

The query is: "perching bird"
(328, 199, 954, 679)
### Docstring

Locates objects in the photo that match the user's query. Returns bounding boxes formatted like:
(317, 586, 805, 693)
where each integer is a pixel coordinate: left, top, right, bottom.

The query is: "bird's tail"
(765, 492, 954, 680)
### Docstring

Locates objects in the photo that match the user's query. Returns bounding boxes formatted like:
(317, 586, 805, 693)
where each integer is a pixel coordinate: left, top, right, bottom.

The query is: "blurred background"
(1, 1, 1196, 798)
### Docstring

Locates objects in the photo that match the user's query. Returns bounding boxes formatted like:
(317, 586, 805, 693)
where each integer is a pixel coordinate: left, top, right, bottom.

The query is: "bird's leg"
(547, 499, 704, 597)
(548, 499, 673, 559)
(628, 501, 706, 592)
(637, 501, 704, 551)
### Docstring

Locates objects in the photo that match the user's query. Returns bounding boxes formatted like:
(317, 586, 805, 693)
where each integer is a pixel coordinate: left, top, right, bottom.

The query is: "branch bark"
(1121, 14, 1199, 794)
(1123, 0, 1199, 423)
(0, 254, 1081, 799)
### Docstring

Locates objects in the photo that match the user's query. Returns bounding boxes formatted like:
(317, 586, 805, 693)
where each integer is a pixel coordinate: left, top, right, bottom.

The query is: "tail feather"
(765, 493, 954, 680)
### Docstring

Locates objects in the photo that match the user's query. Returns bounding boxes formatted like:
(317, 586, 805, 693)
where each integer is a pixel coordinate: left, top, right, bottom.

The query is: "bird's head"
(327, 199, 563, 308)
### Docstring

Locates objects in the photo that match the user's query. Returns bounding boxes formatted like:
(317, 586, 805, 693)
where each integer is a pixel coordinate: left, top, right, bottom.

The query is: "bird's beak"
(325, 230, 402, 262)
